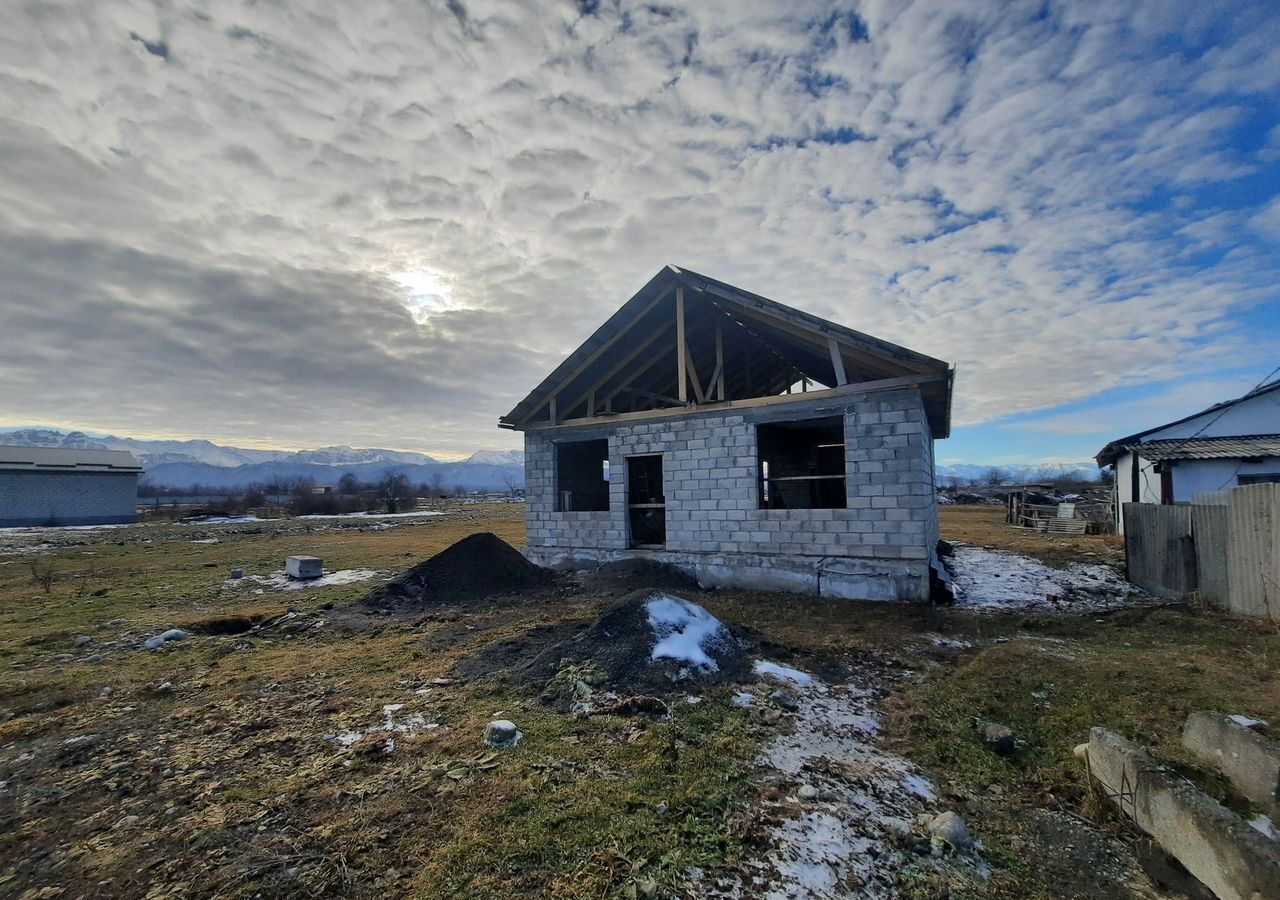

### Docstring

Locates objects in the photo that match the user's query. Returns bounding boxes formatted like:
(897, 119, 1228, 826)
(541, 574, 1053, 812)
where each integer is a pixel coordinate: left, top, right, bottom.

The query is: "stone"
(230, 569, 244, 580)
(145, 629, 189, 650)
(72, 635, 92, 647)
(155, 681, 174, 695)
(99, 687, 114, 699)
(1087, 727, 1280, 900)
(928, 811, 972, 850)
(484, 719, 521, 747)
(798, 784, 819, 801)
(770, 689, 799, 711)
(981, 722, 1016, 756)
(51, 654, 73, 662)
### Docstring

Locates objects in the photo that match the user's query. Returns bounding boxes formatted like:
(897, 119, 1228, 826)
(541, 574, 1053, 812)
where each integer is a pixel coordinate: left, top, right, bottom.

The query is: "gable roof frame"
(501, 265, 953, 434)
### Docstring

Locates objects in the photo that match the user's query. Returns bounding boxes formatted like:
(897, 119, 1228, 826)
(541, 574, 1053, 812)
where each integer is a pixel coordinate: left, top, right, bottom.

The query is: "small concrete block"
(286, 556, 323, 579)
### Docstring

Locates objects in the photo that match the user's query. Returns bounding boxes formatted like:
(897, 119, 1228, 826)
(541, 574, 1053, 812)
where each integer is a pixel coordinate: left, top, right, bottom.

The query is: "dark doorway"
(627, 455, 665, 547)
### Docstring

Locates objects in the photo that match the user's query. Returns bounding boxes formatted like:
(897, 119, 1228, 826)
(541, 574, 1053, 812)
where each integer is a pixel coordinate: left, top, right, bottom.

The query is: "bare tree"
(982, 467, 1007, 487)
(430, 471, 445, 498)
(337, 472, 359, 495)
(501, 473, 517, 497)
(378, 472, 414, 513)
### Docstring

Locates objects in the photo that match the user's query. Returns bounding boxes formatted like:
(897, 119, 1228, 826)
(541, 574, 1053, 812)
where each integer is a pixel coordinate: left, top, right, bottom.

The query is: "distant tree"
(337, 472, 359, 495)
(430, 471, 445, 498)
(983, 467, 1007, 487)
(1098, 467, 1115, 486)
(501, 473, 517, 497)
(378, 472, 414, 513)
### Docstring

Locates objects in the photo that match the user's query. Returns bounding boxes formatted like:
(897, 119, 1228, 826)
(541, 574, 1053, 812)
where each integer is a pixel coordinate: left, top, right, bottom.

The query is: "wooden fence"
(1122, 483, 1280, 621)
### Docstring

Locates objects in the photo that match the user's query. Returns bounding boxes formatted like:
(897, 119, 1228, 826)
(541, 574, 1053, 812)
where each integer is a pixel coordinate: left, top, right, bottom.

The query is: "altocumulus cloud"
(0, 0, 1276, 454)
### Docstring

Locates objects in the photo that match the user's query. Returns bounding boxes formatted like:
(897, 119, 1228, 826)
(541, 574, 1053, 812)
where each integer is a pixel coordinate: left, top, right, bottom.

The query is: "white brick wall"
(523, 388, 937, 588)
(0, 471, 139, 527)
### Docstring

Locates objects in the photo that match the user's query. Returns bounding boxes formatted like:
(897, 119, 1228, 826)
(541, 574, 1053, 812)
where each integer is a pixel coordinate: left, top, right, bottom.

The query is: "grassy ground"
(1, 504, 1276, 899)
(941, 504, 1124, 569)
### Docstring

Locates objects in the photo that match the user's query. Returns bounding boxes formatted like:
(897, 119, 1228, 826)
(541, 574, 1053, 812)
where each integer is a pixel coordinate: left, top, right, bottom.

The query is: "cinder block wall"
(0, 472, 140, 527)
(523, 388, 937, 599)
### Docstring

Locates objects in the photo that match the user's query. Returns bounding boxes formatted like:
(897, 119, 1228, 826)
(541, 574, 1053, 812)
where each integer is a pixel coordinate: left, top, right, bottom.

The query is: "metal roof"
(0, 445, 143, 473)
(1095, 379, 1280, 467)
(1126, 435, 1280, 461)
(499, 264, 954, 436)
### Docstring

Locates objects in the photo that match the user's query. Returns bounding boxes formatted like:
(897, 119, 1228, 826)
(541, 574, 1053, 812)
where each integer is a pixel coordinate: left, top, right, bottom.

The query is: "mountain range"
(0, 429, 524, 492)
(0, 429, 1098, 491)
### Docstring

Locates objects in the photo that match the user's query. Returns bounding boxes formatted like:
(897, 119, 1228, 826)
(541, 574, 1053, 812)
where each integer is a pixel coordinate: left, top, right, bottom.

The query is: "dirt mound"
(570, 558, 701, 593)
(362, 533, 553, 610)
(501, 589, 753, 695)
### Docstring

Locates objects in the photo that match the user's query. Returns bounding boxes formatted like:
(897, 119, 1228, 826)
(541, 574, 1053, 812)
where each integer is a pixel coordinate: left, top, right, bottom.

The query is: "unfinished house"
(499, 266, 954, 601)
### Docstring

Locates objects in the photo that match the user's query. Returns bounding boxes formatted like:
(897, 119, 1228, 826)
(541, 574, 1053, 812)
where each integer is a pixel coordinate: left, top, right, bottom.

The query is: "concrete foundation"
(1086, 727, 1280, 900)
(525, 545, 928, 601)
(1183, 712, 1280, 819)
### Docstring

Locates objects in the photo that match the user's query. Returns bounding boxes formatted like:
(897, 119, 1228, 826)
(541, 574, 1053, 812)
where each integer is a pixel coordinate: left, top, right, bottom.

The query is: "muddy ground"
(1, 504, 1277, 899)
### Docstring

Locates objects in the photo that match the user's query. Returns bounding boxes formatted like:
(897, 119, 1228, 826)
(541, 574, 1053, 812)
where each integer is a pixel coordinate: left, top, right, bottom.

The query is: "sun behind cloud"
(389, 267, 458, 323)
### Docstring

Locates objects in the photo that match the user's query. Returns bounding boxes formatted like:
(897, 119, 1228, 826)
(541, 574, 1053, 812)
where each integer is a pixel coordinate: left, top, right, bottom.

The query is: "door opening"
(627, 455, 665, 548)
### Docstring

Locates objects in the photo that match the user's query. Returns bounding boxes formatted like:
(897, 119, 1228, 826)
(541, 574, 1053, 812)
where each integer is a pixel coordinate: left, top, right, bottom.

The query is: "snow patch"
(706, 670, 982, 897)
(754, 660, 815, 685)
(232, 569, 382, 591)
(646, 595, 729, 670)
(948, 546, 1135, 612)
(1229, 714, 1268, 730)
(297, 510, 446, 521)
(1250, 814, 1277, 841)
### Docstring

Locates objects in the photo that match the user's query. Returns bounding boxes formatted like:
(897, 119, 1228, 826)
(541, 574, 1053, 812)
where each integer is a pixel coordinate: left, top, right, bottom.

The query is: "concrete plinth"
(1085, 728, 1280, 900)
(1183, 711, 1280, 819)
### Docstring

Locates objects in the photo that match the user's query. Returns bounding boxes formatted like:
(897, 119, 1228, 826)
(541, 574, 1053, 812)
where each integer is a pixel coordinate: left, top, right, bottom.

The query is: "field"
(1, 505, 1277, 899)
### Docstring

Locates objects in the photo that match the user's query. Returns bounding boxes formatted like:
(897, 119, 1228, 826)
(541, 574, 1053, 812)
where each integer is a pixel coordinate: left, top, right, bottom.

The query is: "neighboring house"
(1095, 379, 1280, 533)
(0, 446, 142, 527)
(499, 265, 954, 601)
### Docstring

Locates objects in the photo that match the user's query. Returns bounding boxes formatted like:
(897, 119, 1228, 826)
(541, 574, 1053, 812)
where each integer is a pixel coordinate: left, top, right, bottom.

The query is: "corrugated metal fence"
(1122, 483, 1280, 621)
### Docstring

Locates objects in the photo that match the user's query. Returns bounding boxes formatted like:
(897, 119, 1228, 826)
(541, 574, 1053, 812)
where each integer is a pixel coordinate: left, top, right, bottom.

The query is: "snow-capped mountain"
(464, 449, 524, 466)
(935, 461, 1100, 484)
(0, 429, 521, 491)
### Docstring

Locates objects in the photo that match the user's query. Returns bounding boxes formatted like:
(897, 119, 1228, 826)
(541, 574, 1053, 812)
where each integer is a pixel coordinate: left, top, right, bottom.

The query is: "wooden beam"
(715, 321, 726, 400)
(620, 387, 684, 406)
(548, 395, 557, 425)
(515, 284, 674, 426)
(676, 286, 688, 403)
(524, 372, 951, 431)
(828, 337, 848, 386)
(601, 345, 671, 408)
(557, 321, 674, 419)
(586, 390, 595, 417)
(684, 343, 706, 403)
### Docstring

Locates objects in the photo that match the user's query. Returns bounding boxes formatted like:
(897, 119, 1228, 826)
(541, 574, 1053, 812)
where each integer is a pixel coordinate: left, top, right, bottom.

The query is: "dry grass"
(941, 505, 1124, 569)
(2, 502, 1276, 899)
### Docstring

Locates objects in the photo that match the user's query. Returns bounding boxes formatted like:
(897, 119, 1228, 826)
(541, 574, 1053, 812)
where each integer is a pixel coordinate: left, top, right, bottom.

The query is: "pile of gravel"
(362, 533, 552, 610)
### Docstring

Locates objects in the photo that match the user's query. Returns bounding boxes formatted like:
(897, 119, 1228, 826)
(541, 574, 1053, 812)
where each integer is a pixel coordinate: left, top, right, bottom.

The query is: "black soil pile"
(569, 558, 701, 594)
(488, 589, 753, 695)
(363, 533, 553, 610)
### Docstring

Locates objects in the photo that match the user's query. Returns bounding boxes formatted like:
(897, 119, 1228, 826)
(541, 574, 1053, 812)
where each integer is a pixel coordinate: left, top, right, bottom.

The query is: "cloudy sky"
(1, 0, 1277, 463)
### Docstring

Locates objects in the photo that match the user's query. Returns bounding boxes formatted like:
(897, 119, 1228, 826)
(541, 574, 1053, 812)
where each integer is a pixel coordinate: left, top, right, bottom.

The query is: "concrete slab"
(1085, 728, 1280, 900)
(1183, 711, 1280, 819)
(285, 556, 323, 579)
